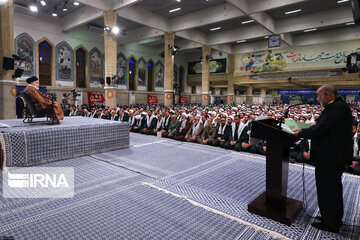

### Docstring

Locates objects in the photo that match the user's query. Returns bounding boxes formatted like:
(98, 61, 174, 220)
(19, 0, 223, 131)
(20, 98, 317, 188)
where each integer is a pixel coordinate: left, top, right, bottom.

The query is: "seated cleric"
(24, 76, 64, 124)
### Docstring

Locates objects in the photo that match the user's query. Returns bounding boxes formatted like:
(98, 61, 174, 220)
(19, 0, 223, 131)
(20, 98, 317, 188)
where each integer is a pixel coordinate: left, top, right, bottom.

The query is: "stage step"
(0, 117, 129, 170)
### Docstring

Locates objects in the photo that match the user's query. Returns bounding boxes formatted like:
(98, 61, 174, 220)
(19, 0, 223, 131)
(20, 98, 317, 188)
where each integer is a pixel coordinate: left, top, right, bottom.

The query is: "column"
(164, 32, 174, 106)
(246, 86, 253, 105)
(0, 0, 16, 119)
(272, 89, 280, 104)
(104, 11, 117, 108)
(227, 54, 235, 105)
(201, 45, 211, 106)
(260, 87, 266, 104)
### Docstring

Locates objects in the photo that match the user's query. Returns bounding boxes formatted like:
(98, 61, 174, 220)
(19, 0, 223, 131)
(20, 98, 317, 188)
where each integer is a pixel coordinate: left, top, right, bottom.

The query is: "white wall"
(14, 11, 104, 52)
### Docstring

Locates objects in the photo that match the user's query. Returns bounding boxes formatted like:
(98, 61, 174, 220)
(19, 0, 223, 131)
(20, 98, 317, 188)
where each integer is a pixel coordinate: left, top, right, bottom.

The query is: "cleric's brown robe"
(24, 86, 64, 120)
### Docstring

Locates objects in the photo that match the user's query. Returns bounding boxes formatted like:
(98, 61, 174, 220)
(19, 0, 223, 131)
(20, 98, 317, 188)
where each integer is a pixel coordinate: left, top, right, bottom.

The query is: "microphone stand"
(279, 101, 313, 128)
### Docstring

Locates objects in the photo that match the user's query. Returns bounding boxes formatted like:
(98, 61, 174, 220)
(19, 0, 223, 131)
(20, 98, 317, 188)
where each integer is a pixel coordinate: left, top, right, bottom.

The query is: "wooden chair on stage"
(19, 91, 56, 125)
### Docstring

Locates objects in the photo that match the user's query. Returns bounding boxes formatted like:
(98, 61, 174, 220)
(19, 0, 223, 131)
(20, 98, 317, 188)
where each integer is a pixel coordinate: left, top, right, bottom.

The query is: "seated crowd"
(62, 102, 360, 176)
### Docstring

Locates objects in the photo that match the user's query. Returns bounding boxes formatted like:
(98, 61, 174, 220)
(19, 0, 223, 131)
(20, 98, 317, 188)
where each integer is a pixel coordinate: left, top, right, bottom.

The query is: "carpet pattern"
(0, 117, 129, 168)
(147, 151, 360, 240)
(0, 155, 278, 240)
(0, 132, 359, 239)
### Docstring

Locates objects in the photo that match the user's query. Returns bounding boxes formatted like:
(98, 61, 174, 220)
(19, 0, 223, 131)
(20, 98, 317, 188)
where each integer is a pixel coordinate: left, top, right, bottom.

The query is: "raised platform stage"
(0, 117, 129, 170)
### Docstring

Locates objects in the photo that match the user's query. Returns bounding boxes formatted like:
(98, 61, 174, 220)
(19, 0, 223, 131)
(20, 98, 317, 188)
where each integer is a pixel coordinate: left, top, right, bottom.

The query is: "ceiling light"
(237, 40, 246, 43)
(29, 3, 38, 12)
(337, 0, 349, 3)
(264, 36, 269, 39)
(285, 9, 302, 15)
(111, 26, 120, 35)
(169, 7, 181, 13)
(176, 0, 181, 2)
(73, 1, 80, 6)
(40, 0, 46, 6)
(346, 22, 355, 25)
(303, 28, 317, 32)
(104, 25, 111, 31)
(63, 1, 68, 11)
(242, 20, 254, 24)
(210, 27, 221, 31)
(0, 0, 8, 4)
(52, 7, 58, 17)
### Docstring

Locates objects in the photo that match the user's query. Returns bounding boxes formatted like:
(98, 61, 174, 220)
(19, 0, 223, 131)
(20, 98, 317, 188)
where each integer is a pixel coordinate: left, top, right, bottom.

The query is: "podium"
(247, 118, 302, 226)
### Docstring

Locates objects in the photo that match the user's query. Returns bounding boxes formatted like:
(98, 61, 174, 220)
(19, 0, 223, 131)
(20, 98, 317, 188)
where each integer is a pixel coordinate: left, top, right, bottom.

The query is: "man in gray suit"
(198, 118, 216, 145)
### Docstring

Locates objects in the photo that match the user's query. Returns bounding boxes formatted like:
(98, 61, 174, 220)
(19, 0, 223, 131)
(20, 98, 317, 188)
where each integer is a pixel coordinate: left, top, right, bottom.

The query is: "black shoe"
(311, 222, 339, 234)
(314, 216, 342, 227)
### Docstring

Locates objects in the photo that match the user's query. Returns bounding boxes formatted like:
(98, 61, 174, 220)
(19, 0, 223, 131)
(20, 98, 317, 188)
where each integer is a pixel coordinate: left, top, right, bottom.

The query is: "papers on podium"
(285, 119, 311, 131)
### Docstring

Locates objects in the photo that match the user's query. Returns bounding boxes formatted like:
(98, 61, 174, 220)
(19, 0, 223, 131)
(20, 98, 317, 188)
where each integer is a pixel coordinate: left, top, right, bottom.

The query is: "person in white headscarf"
(150, 114, 165, 136)
(141, 109, 158, 134)
(173, 113, 191, 141)
(210, 115, 232, 147)
(185, 115, 204, 142)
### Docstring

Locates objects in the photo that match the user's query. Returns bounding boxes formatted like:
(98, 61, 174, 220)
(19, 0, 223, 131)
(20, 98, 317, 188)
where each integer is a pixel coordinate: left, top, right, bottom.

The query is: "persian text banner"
(234, 40, 360, 76)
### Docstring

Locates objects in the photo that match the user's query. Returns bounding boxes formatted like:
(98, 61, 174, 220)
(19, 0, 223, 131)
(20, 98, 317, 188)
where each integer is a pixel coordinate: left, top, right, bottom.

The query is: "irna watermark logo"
(3, 167, 74, 198)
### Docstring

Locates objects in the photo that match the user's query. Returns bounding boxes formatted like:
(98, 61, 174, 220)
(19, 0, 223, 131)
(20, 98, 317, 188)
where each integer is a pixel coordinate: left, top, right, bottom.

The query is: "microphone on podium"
(279, 99, 313, 127)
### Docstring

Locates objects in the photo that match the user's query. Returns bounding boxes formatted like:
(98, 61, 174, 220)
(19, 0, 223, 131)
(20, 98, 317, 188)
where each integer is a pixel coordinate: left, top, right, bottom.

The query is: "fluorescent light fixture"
(242, 20, 254, 24)
(285, 9, 301, 15)
(346, 22, 355, 25)
(210, 27, 221, 31)
(40, 0, 46, 6)
(303, 28, 317, 32)
(169, 7, 181, 13)
(236, 40, 246, 43)
(264, 36, 269, 39)
(73, 1, 80, 5)
(176, 0, 181, 2)
(29, 4, 38, 12)
(337, 0, 349, 3)
(111, 26, 120, 35)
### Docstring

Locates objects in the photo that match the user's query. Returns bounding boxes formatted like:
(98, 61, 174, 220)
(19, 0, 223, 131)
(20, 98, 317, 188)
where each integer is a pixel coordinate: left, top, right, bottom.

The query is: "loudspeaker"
(106, 76, 111, 85)
(14, 68, 24, 78)
(3, 56, 14, 70)
(99, 78, 104, 85)
(351, 0, 360, 25)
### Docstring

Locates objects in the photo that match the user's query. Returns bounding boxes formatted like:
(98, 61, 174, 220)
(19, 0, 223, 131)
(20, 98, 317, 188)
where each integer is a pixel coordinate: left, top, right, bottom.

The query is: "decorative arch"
(36, 37, 56, 86)
(89, 47, 103, 87)
(56, 41, 73, 84)
(116, 52, 127, 87)
(179, 65, 185, 91)
(128, 56, 137, 91)
(73, 45, 89, 88)
(147, 59, 154, 92)
(174, 64, 178, 85)
(137, 57, 146, 90)
(14, 33, 36, 78)
(155, 60, 164, 90)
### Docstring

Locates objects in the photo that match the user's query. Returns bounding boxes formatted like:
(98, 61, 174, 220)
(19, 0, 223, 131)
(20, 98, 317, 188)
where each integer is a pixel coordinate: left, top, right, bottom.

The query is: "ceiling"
(13, 0, 358, 56)
(13, 0, 83, 17)
(91, 16, 144, 32)
(136, 0, 226, 18)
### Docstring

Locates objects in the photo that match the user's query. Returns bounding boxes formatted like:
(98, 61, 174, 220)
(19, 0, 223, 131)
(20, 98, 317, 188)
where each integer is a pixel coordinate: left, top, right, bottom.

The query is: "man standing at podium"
(293, 85, 352, 233)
